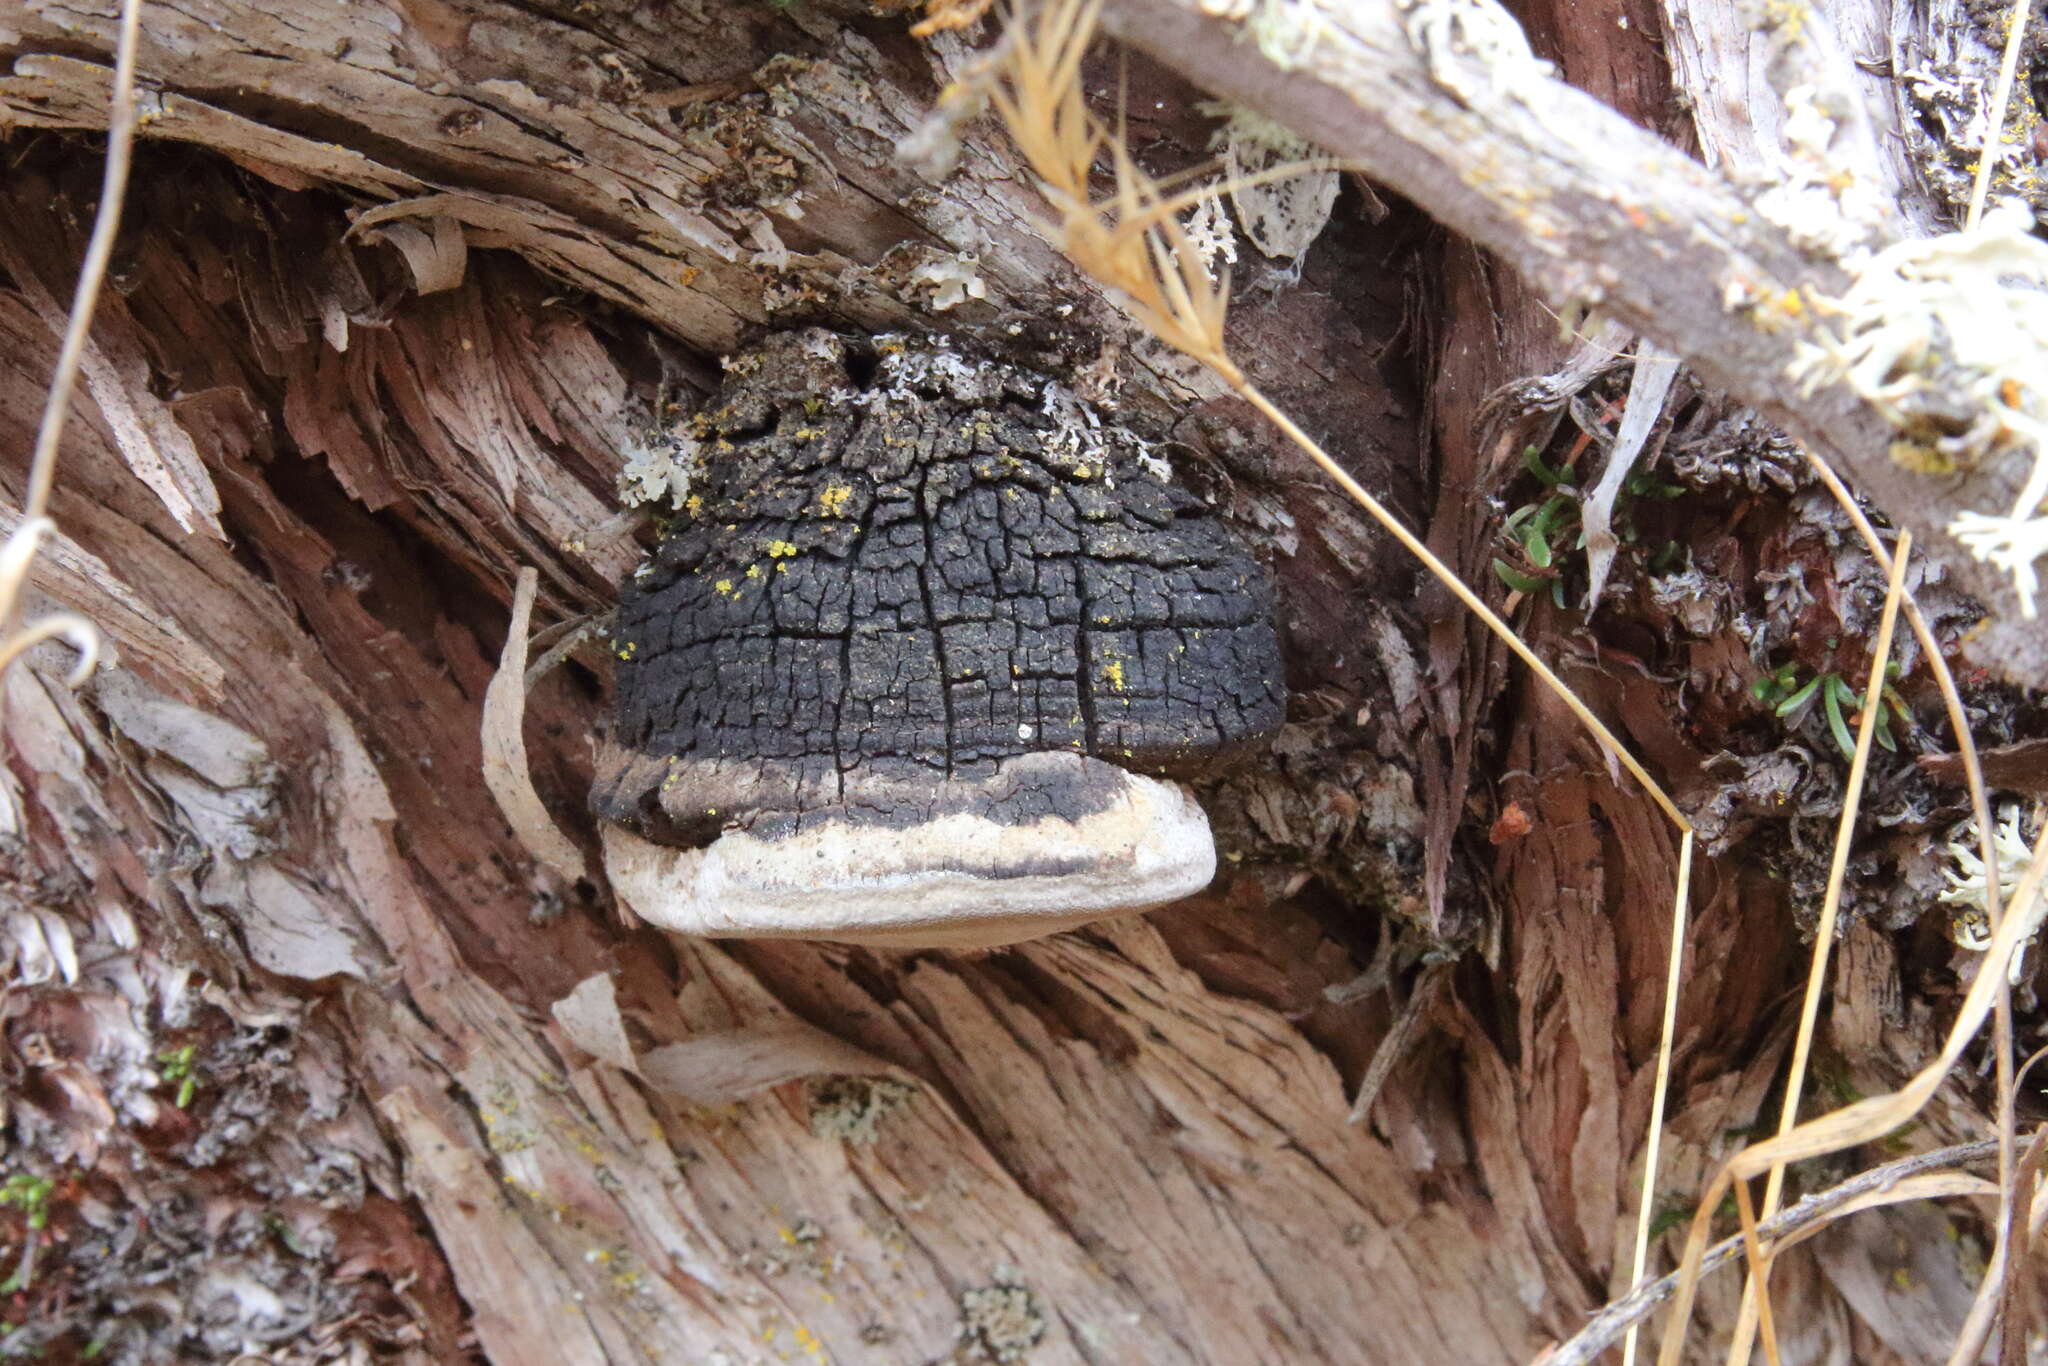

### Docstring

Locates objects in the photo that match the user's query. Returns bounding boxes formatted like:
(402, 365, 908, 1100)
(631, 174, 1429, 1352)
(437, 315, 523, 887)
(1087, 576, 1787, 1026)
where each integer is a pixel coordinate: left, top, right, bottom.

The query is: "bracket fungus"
(594, 330, 1284, 948)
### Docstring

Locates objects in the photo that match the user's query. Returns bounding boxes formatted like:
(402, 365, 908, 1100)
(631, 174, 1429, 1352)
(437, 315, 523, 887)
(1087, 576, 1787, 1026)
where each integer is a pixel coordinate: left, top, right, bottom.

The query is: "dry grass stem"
(1953, 2, 2032, 1337)
(983, 10, 1700, 1356)
(1798, 445, 2017, 1356)
(1543, 1138, 2004, 1366)
(1229, 389, 1689, 831)
(1622, 828, 1694, 1366)
(1719, 532, 1914, 1365)
(18, 0, 144, 534)
(0, 0, 142, 712)
(1966, 0, 2034, 229)
(1656, 815, 2048, 1365)
(981, 6, 2028, 1358)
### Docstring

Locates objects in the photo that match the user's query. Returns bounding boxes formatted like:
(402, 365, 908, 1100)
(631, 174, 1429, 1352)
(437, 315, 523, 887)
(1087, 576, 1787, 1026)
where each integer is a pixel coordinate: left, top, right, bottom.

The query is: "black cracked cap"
(593, 331, 1284, 947)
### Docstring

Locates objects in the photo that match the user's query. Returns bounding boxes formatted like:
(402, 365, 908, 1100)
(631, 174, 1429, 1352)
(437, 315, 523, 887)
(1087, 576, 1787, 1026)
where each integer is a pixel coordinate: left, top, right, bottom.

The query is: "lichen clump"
(807, 1076, 917, 1145)
(1788, 202, 2048, 616)
(958, 1275, 1047, 1362)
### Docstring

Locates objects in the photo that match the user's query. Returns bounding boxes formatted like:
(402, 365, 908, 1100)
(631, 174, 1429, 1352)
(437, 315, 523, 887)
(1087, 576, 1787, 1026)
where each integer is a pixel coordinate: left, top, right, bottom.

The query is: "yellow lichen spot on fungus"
(1102, 658, 1126, 692)
(615, 640, 637, 661)
(714, 578, 735, 596)
(816, 484, 854, 517)
(685, 494, 704, 516)
(746, 564, 762, 579)
(766, 540, 799, 557)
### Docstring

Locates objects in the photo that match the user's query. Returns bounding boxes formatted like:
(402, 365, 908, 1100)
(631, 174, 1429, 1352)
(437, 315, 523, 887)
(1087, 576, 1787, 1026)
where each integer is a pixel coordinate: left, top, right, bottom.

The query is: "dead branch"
(1098, 0, 2048, 686)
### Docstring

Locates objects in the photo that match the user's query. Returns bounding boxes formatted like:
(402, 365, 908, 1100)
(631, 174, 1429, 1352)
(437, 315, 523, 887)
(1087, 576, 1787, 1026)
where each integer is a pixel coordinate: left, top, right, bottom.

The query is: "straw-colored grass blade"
(981, 10, 1702, 1359)
(1716, 532, 1915, 1365)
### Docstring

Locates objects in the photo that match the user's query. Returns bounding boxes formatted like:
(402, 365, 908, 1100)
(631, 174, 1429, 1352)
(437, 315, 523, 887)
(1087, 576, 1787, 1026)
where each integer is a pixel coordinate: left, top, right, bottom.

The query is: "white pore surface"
(600, 768, 1215, 949)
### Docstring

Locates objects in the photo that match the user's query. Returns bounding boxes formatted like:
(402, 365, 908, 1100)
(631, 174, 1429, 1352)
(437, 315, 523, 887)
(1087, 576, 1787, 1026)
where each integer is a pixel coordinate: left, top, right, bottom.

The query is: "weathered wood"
(0, 0, 2030, 1361)
(0, 146, 1588, 1362)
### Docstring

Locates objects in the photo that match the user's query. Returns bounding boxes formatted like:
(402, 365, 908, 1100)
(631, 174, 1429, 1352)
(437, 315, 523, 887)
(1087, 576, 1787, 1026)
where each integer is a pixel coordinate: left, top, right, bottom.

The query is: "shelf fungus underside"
(594, 331, 1284, 948)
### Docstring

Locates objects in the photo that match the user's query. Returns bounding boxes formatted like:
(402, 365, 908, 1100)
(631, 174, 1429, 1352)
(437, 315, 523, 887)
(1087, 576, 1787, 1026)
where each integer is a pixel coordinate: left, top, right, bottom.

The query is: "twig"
(1097, 0, 2048, 683)
(1542, 1139, 2001, 1366)
(1346, 961, 1447, 1125)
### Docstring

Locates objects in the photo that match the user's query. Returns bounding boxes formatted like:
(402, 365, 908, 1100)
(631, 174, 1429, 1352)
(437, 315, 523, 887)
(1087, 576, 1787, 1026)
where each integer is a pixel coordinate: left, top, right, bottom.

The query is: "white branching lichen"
(1787, 200, 2048, 614)
(1396, 0, 1553, 104)
(1941, 807, 2045, 980)
(1182, 190, 1239, 281)
(1751, 84, 1892, 258)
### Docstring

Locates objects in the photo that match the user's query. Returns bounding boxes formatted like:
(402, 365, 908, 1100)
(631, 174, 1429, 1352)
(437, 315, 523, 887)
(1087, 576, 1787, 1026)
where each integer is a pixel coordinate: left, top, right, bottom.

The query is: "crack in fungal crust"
(593, 329, 1284, 947)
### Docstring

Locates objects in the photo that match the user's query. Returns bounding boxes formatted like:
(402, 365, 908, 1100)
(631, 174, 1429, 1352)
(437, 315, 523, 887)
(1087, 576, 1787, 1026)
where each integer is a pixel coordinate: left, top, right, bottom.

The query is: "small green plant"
(1492, 445, 1686, 604)
(1493, 447, 1580, 606)
(156, 1044, 199, 1109)
(0, 1175, 52, 1232)
(1751, 660, 1909, 758)
(1646, 1196, 1693, 1241)
(0, 1172, 54, 1293)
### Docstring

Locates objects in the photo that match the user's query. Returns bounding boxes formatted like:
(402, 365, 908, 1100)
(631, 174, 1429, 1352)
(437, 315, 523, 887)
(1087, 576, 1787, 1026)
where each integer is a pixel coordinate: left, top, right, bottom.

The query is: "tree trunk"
(0, 0, 2035, 1363)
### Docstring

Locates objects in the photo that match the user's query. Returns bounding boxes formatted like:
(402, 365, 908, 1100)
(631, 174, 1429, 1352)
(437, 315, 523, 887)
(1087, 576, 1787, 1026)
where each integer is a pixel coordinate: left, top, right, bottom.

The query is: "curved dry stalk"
(481, 567, 590, 883)
(1719, 533, 1914, 1366)
(1796, 445, 2016, 1353)
(981, 11, 1705, 1358)
(0, 520, 99, 685)
(1944, 5, 2036, 1345)
(0, 610, 102, 688)
(0, 0, 142, 707)
(18, 0, 144, 535)
(1541, 1137, 2002, 1366)
(1656, 820, 2048, 1366)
